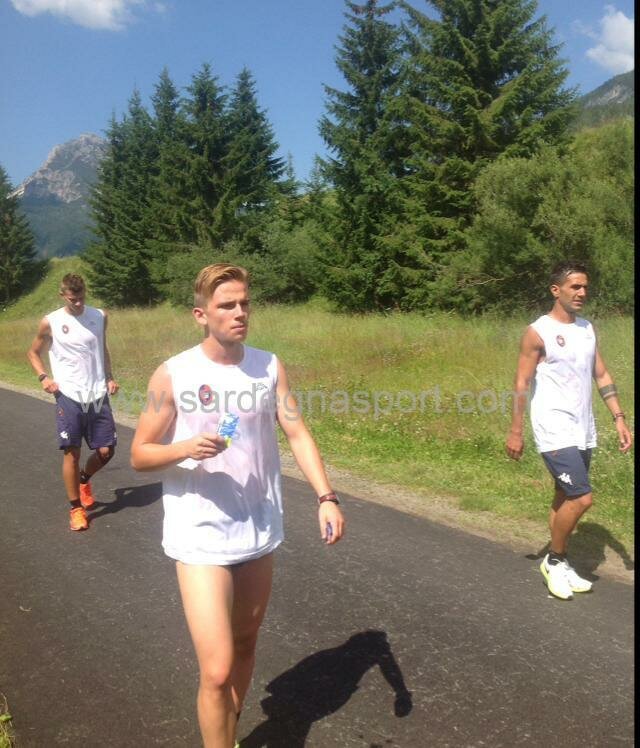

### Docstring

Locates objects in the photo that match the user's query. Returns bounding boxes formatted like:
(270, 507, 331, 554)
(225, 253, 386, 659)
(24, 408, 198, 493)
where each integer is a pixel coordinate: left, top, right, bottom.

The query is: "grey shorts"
(541, 446, 592, 497)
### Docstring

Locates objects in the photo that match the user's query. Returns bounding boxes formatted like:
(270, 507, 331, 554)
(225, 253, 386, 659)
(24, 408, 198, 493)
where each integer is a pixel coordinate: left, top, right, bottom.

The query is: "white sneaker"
(540, 555, 573, 600)
(562, 560, 593, 593)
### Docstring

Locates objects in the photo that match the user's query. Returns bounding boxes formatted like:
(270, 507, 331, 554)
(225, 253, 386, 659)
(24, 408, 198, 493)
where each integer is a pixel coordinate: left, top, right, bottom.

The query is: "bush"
(162, 219, 321, 307)
(441, 120, 634, 314)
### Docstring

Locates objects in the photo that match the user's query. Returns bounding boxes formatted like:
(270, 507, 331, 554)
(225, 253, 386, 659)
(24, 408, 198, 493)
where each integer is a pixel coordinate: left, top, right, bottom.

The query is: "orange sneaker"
(79, 481, 96, 509)
(69, 506, 88, 531)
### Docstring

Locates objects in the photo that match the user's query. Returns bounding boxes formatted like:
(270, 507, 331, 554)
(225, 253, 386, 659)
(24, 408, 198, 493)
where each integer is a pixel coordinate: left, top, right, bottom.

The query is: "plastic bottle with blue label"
(217, 413, 240, 446)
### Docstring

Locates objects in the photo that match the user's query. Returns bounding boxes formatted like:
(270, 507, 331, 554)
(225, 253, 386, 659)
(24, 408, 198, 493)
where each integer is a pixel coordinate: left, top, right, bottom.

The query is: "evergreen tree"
(319, 0, 404, 310)
(275, 153, 308, 230)
(180, 63, 230, 246)
(0, 164, 41, 304)
(385, 0, 577, 308)
(147, 68, 193, 291)
(221, 67, 285, 249)
(86, 90, 158, 306)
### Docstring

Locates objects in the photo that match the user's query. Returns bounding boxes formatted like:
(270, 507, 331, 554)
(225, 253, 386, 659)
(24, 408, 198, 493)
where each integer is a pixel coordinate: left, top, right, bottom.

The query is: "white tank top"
(45, 306, 107, 403)
(161, 344, 284, 565)
(529, 315, 596, 452)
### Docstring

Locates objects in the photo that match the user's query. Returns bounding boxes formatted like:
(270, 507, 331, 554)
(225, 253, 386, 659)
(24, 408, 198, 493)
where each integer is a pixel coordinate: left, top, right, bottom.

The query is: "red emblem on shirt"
(62, 324, 69, 334)
(198, 384, 213, 405)
(556, 335, 565, 347)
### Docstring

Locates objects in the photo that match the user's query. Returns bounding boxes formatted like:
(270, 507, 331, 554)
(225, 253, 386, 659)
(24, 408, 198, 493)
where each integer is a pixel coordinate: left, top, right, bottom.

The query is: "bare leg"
(549, 489, 592, 555)
(83, 446, 114, 478)
(176, 555, 274, 748)
(62, 447, 81, 501)
(229, 553, 274, 715)
(176, 562, 236, 748)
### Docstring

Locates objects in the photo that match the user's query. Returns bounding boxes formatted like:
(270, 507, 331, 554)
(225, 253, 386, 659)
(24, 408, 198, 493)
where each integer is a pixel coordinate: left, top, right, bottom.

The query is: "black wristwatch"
(318, 492, 340, 506)
(38, 373, 48, 382)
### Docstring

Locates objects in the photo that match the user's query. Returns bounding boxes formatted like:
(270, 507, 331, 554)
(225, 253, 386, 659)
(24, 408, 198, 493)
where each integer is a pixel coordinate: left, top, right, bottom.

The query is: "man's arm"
(505, 326, 544, 460)
(592, 338, 633, 453)
(275, 359, 345, 543)
(102, 311, 119, 395)
(27, 317, 59, 394)
(130, 363, 227, 471)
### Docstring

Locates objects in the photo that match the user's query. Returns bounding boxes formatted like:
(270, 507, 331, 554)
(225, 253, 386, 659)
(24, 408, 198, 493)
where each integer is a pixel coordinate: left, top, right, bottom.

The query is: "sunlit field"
(1, 258, 633, 550)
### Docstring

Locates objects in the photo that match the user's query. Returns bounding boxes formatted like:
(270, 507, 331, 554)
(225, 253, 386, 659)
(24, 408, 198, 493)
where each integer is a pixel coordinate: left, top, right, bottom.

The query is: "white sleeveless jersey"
(161, 344, 284, 565)
(45, 306, 107, 403)
(529, 315, 597, 452)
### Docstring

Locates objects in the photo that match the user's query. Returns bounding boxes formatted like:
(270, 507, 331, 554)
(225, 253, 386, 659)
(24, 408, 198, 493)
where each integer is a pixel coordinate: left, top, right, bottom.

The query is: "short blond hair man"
(131, 263, 344, 747)
(27, 273, 119, 531)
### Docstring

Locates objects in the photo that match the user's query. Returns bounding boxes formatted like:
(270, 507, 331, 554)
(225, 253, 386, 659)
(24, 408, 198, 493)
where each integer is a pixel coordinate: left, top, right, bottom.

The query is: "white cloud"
(10, 0, 148, 30)
(585, 5, 634, 74)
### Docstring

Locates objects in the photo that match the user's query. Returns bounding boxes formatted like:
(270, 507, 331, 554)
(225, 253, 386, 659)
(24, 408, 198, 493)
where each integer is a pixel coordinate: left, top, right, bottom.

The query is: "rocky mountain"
(14, 133, 107, 258)
(574, 70, 634, 130)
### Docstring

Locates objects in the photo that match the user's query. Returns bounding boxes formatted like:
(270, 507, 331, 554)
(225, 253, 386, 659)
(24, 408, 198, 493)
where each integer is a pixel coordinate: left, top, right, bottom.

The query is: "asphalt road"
(0, 389, 634, 747)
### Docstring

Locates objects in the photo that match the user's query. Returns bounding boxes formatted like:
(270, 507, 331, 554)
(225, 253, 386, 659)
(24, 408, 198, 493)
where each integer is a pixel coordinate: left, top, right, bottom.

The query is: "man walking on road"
(130, 263, 345, 748)
(506, 260, 632, 600)
(27, 273, 119, 531)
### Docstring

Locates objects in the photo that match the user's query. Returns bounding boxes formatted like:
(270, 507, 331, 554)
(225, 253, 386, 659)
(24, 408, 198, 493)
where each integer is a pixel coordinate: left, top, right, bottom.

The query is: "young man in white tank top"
(506, 261, 632, 600)
(131, 264, 345, 748)
(27, 273, 119, 531)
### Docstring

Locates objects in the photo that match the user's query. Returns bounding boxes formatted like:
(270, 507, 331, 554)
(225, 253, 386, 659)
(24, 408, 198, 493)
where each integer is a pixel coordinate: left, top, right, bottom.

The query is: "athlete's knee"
(96, 446, 115, 465)
(575, 492, 593, 511)
(199, 658, 233, 693)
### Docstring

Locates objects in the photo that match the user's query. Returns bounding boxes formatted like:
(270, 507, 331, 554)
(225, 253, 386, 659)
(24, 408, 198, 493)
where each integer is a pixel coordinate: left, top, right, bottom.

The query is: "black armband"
(598, 383, 618, 401)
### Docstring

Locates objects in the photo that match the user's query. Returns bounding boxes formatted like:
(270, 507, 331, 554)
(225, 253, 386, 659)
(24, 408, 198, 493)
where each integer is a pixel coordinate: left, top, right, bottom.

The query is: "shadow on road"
(88, 482, 163, 520)
(525, 521, 634, 577)
(240, 629, 412, 748)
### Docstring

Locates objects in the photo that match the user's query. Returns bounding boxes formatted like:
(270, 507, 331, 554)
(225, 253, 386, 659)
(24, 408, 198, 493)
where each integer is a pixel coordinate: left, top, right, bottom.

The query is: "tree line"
(1, 0, 634, 313)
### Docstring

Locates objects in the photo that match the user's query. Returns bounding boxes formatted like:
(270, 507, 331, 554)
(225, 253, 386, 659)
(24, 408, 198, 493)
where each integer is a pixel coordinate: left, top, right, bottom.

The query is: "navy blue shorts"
(54, 391, 117, 451)
(541, 447, 592, 497)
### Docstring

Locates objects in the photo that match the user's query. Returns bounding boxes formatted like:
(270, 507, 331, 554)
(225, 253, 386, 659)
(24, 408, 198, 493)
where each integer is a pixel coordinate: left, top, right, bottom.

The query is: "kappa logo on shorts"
(198, 384, 214, 405)
(556, 335, 565, 347)
(558, 472, 573, 485)
(60, 430, 69, 439)
(62, 324, 69, 334)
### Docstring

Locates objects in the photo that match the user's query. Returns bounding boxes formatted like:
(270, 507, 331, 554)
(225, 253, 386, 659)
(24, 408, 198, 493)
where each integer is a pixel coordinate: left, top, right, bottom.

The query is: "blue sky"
(0, 0, 634, 187)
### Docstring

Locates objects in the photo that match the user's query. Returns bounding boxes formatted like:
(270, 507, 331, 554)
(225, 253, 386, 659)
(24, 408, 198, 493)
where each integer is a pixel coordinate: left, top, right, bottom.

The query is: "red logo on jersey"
(556, 335, 565, 347)
(62, 324, 69, 334)
(198, 384, 213, 405)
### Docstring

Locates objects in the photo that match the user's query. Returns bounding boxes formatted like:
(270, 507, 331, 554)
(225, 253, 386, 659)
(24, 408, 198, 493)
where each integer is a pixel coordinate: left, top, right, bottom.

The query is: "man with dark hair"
(506, 261, 632, 600)
(27, 273, 119, 531)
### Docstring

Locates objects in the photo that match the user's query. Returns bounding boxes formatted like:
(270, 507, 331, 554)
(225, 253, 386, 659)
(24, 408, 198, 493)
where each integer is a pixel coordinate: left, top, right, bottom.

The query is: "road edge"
(3, 379, 632, 585)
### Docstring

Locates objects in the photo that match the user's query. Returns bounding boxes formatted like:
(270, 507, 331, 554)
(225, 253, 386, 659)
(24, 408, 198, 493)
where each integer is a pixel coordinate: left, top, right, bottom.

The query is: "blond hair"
(60, 273, 85, 294)
(194, 264, 249, 307)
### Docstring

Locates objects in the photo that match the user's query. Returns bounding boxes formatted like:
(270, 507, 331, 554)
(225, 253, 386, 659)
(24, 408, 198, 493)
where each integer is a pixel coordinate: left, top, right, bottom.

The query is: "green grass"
(1, 258, 634, 552)
(0, 694, 15, 748)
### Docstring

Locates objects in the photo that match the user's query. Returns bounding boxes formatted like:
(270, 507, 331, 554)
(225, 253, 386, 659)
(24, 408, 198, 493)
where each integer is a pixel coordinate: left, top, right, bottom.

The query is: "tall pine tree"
(147, 68, 194, 292)
(180, 63, 230, 247)
(149, 67, 185, 242)
(386, 0, 576, 308)
(319, 0, 404, 310)
(86, 90, 158, 306)
(0, 164, 41, 304)
(225, 69, 285, 208)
